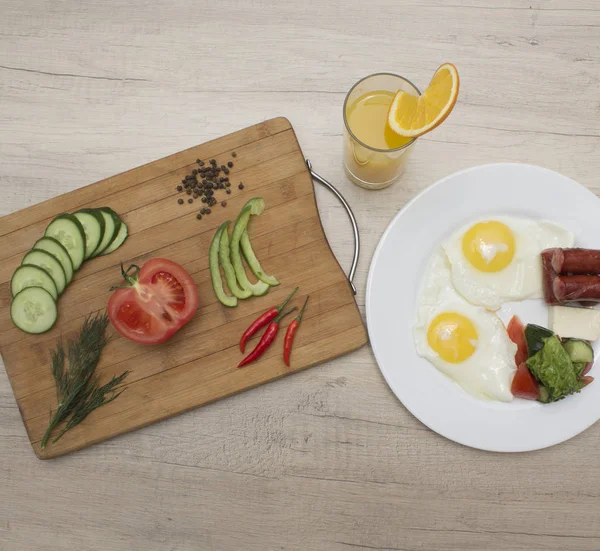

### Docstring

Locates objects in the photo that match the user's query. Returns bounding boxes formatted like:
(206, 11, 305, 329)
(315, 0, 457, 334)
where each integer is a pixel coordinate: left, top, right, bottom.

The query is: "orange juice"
(343, 74, 419, 189)
(346, 90, 412, 150)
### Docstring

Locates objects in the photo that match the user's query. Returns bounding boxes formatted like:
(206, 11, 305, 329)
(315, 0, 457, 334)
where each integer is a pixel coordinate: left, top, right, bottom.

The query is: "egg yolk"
(461, 221, 515, 272)
(427, 312, 478, 363)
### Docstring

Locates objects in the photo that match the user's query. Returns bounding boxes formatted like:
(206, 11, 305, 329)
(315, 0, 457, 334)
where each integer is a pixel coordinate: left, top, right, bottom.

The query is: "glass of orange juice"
(343, 73, 421, 190)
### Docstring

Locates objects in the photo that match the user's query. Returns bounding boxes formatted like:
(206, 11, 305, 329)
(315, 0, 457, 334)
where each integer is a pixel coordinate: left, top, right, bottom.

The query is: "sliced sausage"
(551, 248, 600, 275)
(541, 249, 559, 304)
(552, 275, 600, 303)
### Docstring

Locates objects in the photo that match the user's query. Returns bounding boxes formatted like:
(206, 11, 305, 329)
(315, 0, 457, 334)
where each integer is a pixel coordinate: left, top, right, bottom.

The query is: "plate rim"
(365, 162, 600, 452)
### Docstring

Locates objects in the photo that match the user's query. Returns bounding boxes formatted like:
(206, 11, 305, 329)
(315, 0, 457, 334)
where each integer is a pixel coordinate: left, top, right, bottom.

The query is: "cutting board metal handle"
(305, 159, 359, 295)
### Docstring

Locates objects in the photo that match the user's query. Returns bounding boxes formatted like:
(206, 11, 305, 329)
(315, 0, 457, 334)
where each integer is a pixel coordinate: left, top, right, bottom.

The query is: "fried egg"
(443, 216, 574, 310)
(414, 250, 517, 402)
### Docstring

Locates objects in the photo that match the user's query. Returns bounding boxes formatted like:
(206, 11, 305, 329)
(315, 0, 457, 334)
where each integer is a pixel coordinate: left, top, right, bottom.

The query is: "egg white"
(443, 216, 574, 311)
(414, 249, 518, 402)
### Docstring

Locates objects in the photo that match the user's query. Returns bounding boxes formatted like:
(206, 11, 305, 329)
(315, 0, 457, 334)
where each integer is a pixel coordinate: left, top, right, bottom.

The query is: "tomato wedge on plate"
(108, 258, 199, 345)
(582, 375, 595, 387)
(507, 315, 528, 366)
(511, 362, 539, 400)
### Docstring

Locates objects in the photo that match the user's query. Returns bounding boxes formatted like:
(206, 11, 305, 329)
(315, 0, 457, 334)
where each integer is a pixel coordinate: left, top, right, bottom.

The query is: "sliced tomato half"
(108, 258, 199, 345)
(511, 362, 539, 400)
(507, 315, 528, 367)
(582, 375, 594, 388)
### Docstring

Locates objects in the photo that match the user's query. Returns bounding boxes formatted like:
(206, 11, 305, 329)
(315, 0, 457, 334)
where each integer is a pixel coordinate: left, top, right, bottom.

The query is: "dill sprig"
(41, 312, 129, 449)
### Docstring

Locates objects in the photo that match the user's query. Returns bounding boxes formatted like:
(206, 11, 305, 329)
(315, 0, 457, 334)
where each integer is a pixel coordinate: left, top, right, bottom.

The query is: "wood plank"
(25, 286, 357, 433)
(3, 217, 325, 381)
(0, 180, 317, 341)
(0, 126, 299, 264)
(31, 324, 367, 458)
(0, 117, 291, 237)
(14, 243, 346, 411)
(0, 119, 366, 458)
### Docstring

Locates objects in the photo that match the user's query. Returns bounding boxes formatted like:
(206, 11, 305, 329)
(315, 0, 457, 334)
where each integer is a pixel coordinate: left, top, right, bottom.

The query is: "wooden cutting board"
(0, 117, 367, 459)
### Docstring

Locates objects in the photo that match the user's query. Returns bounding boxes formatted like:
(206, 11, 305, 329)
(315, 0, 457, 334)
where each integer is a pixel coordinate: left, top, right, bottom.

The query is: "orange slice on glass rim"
(387, 63, 459, 138)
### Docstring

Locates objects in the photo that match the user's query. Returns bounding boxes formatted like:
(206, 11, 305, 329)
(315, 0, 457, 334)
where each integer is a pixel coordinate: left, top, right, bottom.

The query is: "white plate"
(366, 163, 600, 452)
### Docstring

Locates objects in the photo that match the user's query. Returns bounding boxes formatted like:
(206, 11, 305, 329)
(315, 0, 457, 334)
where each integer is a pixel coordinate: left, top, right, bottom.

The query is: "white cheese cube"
(549, 306, 600, 341)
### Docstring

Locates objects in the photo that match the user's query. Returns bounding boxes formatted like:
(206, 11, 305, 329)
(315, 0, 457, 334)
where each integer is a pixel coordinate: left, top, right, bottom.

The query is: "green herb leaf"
(573, 361, 587, 378)
(526, 335, 580, 403)
(51, 342, 67, 400)
(41, 312, 128, 449)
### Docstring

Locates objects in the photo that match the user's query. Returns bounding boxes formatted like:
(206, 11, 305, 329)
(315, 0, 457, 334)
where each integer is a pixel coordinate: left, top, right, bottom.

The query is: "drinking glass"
(343, 73, 421, 190)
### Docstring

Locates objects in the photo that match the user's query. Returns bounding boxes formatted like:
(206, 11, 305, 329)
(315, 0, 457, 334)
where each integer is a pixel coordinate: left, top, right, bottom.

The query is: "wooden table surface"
(1, 1, 599, 550)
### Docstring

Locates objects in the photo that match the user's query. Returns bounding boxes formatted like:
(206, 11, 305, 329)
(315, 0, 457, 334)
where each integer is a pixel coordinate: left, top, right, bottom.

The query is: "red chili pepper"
(238, 307, 297, 368)
(283, 296, 309, 367)
(239, 287, 298, 353)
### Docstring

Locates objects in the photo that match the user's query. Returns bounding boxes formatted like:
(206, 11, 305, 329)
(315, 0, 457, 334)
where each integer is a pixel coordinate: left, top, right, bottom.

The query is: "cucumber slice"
(93, 207, 121, 256)
(21, 250, 67, 295)
(525, 324, 554, 357)
(11, 264, 58, 300)
(218, 222, 251, 300)
(74, 209, 105, 259)
(44, 214, 86, 270)
(99, 220, 128, 256)
(32, 237, 74, 285)
(563, 339, 594, 363)
(230, 198, 270, 297)
(11, 286, 57, 334)
(240, 230, 279, 287)
(209, 222, 238, 307)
